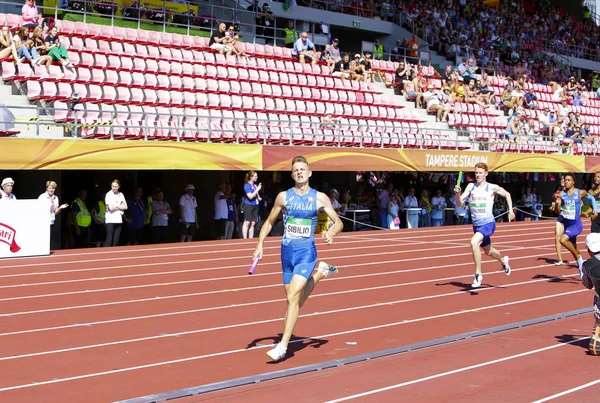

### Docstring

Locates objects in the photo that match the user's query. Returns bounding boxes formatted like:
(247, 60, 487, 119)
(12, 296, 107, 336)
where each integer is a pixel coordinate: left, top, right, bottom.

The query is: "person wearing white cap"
(179, 184, 198, 242)
(0, 177, 16, 200)
(581, 232, 600, 355)
(104, 179, 128, 247)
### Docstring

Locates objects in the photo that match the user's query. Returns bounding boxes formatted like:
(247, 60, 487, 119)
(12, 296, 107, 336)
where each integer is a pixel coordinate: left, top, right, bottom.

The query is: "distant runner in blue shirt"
(253, 156, 343, 362)
(553, 172, 597, 277)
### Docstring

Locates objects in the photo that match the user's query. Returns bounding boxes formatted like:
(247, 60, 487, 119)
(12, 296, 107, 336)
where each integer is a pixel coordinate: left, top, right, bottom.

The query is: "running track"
(0, 220, 596, 402)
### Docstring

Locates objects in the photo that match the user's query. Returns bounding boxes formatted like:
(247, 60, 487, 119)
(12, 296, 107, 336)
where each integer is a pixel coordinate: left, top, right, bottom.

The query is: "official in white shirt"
(38, 180, 68, 249)
(104, 179, 128, 247)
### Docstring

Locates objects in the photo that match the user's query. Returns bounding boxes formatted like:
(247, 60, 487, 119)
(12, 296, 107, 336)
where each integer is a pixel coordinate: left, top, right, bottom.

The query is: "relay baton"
(248, 256, 260, 275)
(457, 171, 463, 186)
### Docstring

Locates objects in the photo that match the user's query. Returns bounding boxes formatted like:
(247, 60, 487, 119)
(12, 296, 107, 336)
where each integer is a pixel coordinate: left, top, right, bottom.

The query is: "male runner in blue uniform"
(253, 156, 343, 362)
(553, 173, 597, 277)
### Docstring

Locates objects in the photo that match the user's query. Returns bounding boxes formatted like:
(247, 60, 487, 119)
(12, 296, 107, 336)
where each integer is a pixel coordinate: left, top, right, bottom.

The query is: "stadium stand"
(0, 3, 599, 155)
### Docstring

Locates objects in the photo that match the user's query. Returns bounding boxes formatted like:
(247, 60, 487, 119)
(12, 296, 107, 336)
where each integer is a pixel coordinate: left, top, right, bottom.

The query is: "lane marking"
(532, 379, 600, 402)
(324, 336, 590, 402)
(0, 289, 586, 392)
(0, 273, 582, 362)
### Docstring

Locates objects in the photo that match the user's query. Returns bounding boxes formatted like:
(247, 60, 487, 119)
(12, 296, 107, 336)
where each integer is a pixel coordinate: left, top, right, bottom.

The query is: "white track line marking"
(0, 242, 555, 302)
(0, 257, 556, 320)
(0, 289, 586, 392)
(0, 273, 580, 361)
(324, 336, 590, 403)
(0, 220, 557, 263)
(0, 220, 563, 271)
(532, 379, 600, 402)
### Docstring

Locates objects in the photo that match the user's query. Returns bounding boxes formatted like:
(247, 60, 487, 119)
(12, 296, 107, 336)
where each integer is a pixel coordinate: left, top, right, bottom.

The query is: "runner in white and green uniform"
(454, 162, 515, 288)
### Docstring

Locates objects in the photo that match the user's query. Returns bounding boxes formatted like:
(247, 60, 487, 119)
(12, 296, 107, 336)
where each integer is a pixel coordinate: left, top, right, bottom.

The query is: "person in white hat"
(0, 177, 16, 200)
(582, 232, 600, 355)
(179, 184, 198, 242)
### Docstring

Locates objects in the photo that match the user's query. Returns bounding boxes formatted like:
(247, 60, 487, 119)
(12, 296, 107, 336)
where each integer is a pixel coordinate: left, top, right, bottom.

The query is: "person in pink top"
(22, 0, 42, 29)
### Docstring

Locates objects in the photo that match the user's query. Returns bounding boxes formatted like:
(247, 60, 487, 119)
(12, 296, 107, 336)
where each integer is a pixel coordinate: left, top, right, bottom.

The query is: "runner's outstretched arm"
(253, 192, 285, 259)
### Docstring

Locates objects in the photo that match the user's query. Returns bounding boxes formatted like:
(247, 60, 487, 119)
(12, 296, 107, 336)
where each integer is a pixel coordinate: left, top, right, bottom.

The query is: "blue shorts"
(557, 216, 583, 245)
(281, 242, 317, 284)
(473, 221, 496, 248)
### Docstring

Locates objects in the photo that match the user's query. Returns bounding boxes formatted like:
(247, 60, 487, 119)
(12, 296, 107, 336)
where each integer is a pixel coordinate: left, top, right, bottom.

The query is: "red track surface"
(0, 220, 596, 402)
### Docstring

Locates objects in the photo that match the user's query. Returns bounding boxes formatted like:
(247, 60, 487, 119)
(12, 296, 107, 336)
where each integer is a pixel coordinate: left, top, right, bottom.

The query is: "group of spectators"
(0, 0, 72, 69)
(407, 0, 598, 83)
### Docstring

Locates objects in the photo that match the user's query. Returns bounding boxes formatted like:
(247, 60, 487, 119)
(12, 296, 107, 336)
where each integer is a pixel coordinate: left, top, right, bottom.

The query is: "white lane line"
(0, 262, 557, 337)
(0, 272, 580, 361)
(0, 289, 586, 392)
(0, 220, 562, 271)
(324, 336, 590, 403)
(0, 220, 556, 263)
(0, 242, 553, 303)
(0, 237, 414, 273)
(0, 255, 555, 319)
(532, 379, 600, 402)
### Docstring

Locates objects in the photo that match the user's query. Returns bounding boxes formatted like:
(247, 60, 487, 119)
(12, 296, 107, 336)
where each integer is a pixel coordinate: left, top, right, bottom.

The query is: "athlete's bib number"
(285, 218, 311, 239)
(562, 205, 576, 220)
(470, 202, 487, 217)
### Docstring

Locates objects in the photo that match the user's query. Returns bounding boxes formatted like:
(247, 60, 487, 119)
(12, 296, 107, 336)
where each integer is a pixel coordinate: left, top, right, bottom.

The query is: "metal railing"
(4, 104, 594, 156)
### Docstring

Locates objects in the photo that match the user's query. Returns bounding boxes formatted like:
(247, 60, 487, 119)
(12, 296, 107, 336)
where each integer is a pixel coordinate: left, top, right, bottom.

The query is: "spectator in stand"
(45, 26, 72, 68)
(13, 26, 39, 64)
(320, 44, 335, 73)
(407, 34, 419, 62)
(209, 23, 232, 56)
(436, 87, 454, 122)
(329, 38, 341, 64)
(71, 189, 91, 248)
(332, 53, 353, 85)
(361, 53, 377, 83)
(293, 32, 317, 65)
(282, 20, 298, 49)
(393, 60, 410, 96)
(419, 189, 431, 228)
(214, 182, 228, 240)
(258, 3, 275, 44)
(179, 184, 198, 242)
(124, 185, 145, 245)
(503, 110, 523, 142)
(104, 180, 127, 247)
(523, 88, 539, 110)
(22, 0, 42, 30)
(224, 183, 237, 240)
(350, 54, 365, 82)
(0, 26, 18, 61)
(225, 25, 248, 57)
(151, 189, 171, 244)
(32, 26, 51, 69)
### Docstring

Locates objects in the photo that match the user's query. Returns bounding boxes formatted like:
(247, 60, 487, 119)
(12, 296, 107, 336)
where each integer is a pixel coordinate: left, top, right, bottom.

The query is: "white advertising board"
(0, 200, 50, 259)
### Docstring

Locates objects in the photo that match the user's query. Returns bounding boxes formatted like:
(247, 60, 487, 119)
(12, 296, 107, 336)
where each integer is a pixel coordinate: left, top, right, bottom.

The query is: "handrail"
(3, 104, 588, 156)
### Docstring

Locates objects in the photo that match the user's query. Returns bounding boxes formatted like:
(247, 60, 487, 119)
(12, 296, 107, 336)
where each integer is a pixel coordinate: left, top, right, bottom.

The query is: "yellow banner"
(137, 0, 198, 15)
(262, 146, 586, 173)
(47, 0, 198, 18)
(0, 139, 261, 171)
